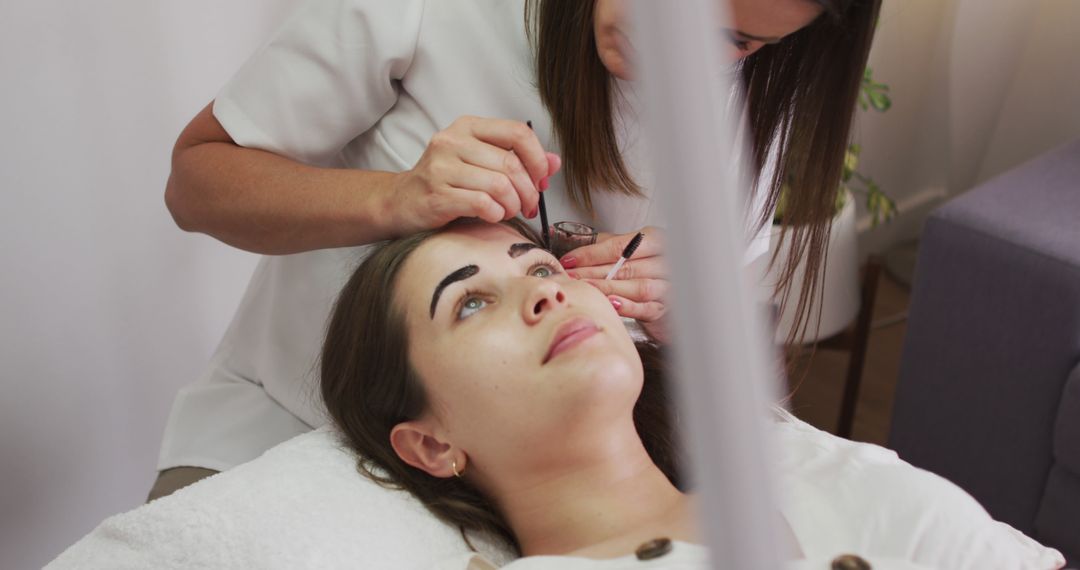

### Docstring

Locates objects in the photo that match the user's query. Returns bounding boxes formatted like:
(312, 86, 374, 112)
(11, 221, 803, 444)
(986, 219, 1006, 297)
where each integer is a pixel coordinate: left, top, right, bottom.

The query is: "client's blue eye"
(457, 295, 487, 320)
(530, 261, 559, 278)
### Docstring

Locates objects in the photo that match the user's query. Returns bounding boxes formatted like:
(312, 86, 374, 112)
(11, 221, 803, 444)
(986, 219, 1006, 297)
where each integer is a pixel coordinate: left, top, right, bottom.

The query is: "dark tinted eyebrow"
(430, 265, 479, 319)
(729, 28, 782, 44)
(508, 242, 539, 258)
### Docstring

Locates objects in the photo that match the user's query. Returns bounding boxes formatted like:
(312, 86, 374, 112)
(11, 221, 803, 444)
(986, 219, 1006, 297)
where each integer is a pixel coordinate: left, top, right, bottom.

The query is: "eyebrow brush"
(526, 120, 551, 250)
(605, 232, 644, 280)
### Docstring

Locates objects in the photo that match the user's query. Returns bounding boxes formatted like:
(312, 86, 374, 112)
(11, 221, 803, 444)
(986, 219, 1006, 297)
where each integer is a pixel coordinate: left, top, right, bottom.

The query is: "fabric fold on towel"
(47, 427, 514, 570)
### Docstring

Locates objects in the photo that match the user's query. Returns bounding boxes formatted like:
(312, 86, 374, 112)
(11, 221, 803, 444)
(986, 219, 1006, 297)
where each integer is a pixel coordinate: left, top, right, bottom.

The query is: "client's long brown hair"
(320, 219, 681, 553)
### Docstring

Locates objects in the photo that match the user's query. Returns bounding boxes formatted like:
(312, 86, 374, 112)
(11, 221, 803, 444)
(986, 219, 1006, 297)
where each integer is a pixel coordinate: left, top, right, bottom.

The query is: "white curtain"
(855, 0, 1080, 250)
(0, 2, 297, 567)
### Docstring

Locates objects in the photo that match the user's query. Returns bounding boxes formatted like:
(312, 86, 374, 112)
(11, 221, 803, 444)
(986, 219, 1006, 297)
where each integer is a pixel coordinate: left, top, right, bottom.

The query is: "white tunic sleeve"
(159, 0, 427, 472)
(212, 0, 426, 166)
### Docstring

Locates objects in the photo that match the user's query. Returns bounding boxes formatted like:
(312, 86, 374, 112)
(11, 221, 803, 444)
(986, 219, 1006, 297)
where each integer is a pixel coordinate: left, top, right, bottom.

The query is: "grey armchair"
(889, 139, 1080, 565)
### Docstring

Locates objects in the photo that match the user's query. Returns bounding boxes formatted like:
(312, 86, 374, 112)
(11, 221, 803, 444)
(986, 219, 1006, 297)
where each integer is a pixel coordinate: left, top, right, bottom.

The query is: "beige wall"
(975, 0, 1080, 184)
(853, 0, 1080, 254)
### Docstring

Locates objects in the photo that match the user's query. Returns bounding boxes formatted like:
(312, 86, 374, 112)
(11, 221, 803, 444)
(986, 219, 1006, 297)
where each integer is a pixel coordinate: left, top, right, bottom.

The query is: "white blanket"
(48, 416, 1064, 569)
(47, 427, 514, 569)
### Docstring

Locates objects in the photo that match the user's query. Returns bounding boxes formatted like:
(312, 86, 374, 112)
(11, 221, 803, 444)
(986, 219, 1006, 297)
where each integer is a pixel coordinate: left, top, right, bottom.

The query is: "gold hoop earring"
(451, 459, 464, 478)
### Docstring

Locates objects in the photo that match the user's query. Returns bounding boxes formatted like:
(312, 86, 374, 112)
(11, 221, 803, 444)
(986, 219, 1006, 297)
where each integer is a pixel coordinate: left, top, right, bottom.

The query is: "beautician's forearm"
(166, 143, 402, 255)
(164, 102, 407, 255)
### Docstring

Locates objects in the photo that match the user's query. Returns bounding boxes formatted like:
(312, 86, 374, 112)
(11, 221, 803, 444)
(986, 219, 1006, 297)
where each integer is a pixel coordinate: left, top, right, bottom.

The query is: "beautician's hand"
(559, 226, 672, 343)
(391, 116, 561, 235)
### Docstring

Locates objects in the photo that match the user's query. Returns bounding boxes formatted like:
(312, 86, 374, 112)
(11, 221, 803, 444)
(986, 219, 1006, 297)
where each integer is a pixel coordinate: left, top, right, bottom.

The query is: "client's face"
(394, 223, 643, 471)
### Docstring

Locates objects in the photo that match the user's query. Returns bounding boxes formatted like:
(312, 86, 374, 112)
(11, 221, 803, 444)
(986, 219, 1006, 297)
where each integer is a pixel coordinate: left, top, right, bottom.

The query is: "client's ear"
(390, 421, 460, 478)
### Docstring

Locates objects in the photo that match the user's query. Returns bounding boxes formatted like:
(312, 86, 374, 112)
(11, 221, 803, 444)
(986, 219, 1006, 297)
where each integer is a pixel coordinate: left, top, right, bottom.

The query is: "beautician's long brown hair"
(525, 0, 882, 348)
(320, 219, 681, 553)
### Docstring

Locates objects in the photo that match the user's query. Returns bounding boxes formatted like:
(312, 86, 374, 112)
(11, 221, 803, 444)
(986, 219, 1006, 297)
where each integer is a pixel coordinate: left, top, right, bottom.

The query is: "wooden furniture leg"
(835, 256, 883, 438)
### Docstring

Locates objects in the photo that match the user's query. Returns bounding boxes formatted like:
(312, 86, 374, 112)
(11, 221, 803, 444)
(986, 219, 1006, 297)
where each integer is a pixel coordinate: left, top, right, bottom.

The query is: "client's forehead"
(446, 222, 524, 245)
(397, 224, 532, 312)
(417, 224, 526, 260)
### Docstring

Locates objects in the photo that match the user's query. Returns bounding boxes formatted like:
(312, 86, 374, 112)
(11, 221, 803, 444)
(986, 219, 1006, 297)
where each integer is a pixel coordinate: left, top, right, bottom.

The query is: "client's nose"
(523, 280, 566, 323)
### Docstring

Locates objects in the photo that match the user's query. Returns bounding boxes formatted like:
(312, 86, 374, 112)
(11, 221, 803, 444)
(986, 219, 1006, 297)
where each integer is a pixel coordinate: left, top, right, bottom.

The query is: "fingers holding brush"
(561, 226, 671, 317)
(397, 116, 562, 233)
(583, 276, 665, 306)
(566, 226, 672, 339)
(586, 267, 671, 344)
(605, 289, 671, 344)
(558, 226, 665, 270)
(567, 256, 667, 281)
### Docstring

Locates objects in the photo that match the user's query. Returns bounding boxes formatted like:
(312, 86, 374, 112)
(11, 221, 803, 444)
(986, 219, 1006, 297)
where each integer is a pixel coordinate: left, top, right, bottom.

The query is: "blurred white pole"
(630, 1, 781, 568)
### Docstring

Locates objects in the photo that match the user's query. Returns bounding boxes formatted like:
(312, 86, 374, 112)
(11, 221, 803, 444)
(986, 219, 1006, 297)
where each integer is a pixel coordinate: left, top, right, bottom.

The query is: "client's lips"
(543, 317, 601, 364)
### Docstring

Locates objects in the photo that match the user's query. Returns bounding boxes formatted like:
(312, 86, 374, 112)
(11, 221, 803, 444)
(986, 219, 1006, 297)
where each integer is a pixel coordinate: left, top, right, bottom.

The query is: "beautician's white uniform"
(159, 0, 774, 472)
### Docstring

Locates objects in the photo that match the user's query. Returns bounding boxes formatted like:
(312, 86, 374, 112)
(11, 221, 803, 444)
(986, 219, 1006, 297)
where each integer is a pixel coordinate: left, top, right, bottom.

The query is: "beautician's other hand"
(559, 226, 672, 343)
(391, 116, 561, 235)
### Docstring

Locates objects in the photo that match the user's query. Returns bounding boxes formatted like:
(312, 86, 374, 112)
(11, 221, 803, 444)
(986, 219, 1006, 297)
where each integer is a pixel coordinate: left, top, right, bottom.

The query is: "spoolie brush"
(605, 232, 644, 280)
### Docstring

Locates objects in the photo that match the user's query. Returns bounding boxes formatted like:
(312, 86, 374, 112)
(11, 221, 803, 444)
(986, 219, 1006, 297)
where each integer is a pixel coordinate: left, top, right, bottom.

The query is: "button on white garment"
(438, 542, 938, 569)
(159, 0, 777, 471)
(634, 538, 674, 560)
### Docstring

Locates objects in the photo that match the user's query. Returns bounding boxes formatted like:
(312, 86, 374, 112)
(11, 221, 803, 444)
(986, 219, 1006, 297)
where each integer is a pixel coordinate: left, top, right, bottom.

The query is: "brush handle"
(539, 195, 550, 249)
(526, 120, 551, 249)
(605, 257, 627, 280)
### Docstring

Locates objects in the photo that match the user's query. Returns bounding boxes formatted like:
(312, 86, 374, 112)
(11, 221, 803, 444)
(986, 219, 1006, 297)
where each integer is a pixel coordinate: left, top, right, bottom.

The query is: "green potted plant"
(767, 68, 896, 343)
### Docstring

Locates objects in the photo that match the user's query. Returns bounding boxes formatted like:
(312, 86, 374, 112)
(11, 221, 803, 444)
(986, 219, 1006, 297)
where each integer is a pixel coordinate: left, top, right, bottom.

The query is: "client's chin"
(544, 333, 644, 415)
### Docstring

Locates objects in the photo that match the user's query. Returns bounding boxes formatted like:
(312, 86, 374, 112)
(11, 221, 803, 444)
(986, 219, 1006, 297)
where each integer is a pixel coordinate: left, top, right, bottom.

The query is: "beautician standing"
(157, 0, 880, 498)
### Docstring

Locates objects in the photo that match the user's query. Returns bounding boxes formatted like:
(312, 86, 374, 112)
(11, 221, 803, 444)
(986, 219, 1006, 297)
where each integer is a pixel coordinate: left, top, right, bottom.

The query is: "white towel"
(47, 427, 515, 570)
(49, 417, 1064, 569)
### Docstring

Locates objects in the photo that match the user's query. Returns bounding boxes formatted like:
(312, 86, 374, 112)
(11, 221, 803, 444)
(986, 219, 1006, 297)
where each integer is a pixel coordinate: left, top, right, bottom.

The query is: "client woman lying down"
(319, 218, 1064, 569)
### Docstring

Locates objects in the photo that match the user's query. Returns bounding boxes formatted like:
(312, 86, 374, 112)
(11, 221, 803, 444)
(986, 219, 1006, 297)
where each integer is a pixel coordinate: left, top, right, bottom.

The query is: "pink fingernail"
(540, 177, 550, 191)
(609, 297, 622, 310)
(560, 256, 577, 269)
